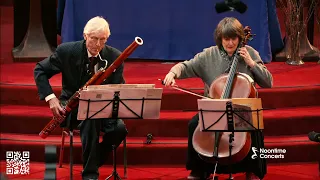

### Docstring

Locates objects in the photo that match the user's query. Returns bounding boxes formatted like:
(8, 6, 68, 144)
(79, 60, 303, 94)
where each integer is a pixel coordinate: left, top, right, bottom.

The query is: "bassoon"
(39, 37, 144, 139)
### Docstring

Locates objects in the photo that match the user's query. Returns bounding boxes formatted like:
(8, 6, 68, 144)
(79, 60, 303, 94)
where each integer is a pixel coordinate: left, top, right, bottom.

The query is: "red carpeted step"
(1, 105, 320, 137)
(0, 133, 319, 165)
(258, 85, 320, 109)
(1, 84, 320, 110)
(0, 105, 193, 137)
(0, 84, 60, 107)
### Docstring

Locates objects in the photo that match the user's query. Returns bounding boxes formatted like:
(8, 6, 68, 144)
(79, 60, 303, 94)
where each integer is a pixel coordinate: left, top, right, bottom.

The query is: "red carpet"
(1, 3, 320, 180)
(1, 161, 319, 180)
(1, 61, 320, 87)
(1, 62, 320, 179)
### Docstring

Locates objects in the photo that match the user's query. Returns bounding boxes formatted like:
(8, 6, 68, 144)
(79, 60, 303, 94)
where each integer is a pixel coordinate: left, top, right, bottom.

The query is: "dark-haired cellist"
(163, 17, 273, 180)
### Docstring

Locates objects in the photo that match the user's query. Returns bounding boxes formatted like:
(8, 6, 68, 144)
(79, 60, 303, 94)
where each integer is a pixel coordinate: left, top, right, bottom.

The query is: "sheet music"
(78, 84, 162, 120)
(197, 99, 230, 131)
(233, 103, 253, 130)
(197, 98, 263, 131)
(85, 84, 155, 90)
(232, 98, 263, 130)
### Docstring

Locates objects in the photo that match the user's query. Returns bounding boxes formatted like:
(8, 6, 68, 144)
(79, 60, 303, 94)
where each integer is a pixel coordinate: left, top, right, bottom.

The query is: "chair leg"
(59, 129, 67, 168)
(123, 137, 127, 179)
(70, 130, 74, 180)
(318, 160, 320, 178)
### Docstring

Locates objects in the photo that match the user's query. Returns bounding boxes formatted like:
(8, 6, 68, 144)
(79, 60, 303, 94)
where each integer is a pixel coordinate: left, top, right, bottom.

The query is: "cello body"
(192, 73, 257, 164)
(209, 73, 257, 99)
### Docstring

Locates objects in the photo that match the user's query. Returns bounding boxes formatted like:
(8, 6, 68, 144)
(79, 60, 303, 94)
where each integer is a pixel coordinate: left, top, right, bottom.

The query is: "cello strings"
(223, 56, 239, 99)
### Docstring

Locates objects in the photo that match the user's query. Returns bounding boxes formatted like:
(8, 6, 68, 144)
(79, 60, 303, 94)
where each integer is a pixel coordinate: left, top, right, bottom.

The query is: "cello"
(192, 26, 257, 164)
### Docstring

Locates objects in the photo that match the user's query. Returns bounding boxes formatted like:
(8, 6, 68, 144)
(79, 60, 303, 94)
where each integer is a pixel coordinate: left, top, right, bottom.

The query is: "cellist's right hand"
(48, 97, 65, 119)
(163, 72, 176, 86)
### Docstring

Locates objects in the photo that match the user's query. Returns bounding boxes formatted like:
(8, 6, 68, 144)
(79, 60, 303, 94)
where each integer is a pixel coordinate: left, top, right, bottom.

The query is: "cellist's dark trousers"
(186, 113, 267, 179)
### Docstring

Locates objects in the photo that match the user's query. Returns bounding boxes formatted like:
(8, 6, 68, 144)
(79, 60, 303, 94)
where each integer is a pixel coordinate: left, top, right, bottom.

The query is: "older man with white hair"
(34, 16, 128, 180)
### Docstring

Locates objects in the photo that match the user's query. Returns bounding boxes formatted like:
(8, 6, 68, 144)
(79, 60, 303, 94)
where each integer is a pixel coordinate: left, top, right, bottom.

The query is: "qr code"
(6, 151, 30, 175)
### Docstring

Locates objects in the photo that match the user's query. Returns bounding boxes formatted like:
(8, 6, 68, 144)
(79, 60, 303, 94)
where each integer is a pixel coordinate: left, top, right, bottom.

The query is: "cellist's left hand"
(239, 45, 255, 68)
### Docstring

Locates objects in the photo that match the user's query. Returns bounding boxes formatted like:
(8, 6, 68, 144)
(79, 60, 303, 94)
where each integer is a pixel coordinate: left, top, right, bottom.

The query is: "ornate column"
(12, 0, 56, 62)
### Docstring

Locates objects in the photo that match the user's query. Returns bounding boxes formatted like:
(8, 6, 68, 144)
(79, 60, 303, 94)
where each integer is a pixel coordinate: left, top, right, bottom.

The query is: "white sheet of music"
(77, 84, 162, 120)
(197, 99, 230, 131)
(197, 98, 263, 131)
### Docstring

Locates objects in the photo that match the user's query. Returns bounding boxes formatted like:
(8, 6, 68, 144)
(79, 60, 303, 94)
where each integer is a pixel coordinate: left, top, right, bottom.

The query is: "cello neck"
(220, 26, 253, 99)
(221, 54, 239, 99)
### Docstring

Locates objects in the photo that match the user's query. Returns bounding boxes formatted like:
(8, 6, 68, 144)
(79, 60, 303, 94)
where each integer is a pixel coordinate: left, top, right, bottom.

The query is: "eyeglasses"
(88, 35, 107, 44)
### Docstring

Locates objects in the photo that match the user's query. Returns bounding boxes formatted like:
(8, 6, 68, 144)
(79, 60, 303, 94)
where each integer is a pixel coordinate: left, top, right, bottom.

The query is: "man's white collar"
(87, 50, 98, 58)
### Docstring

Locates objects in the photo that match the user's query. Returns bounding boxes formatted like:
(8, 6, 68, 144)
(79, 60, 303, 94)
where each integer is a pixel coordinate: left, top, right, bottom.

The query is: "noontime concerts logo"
(251, 147, 286, 159)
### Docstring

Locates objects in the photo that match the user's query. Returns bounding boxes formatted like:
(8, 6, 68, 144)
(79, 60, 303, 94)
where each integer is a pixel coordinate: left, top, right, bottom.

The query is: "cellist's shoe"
(246, 172, 260, 180)
(187, 170, 209, 179)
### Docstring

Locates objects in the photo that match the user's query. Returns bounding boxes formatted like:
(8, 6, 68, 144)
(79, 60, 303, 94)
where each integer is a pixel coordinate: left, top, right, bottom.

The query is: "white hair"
(83, 16, 111, 37)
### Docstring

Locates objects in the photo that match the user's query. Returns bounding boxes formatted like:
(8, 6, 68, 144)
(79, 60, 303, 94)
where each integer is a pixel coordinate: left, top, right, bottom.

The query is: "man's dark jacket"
(34, 40, 124, 102)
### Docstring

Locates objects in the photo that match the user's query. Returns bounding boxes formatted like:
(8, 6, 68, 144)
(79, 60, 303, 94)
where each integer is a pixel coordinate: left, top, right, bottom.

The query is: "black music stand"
(196, 98, 264, 180)
(78, 86, 162, 180)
